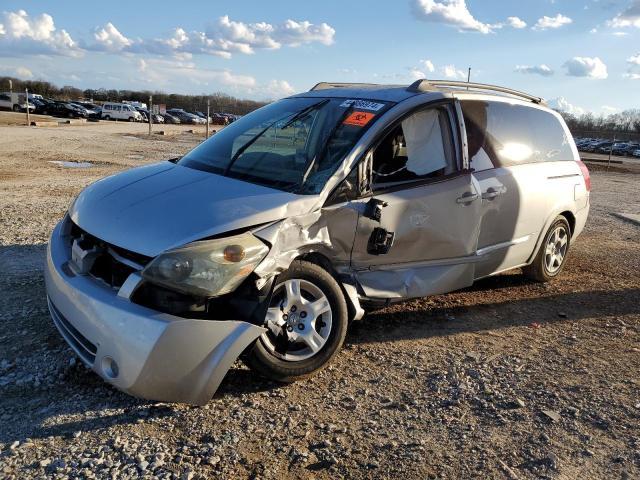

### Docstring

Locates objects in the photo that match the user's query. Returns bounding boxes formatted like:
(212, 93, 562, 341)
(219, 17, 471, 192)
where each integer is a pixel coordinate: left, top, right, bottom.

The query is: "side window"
(462, 100, 574, 170)
(0, 94, 10, 101)
(372, 106, 456, 188)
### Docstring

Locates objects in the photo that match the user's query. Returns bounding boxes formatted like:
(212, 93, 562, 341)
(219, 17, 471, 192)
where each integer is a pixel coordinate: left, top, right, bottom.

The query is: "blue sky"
(0, 0, 639, 114)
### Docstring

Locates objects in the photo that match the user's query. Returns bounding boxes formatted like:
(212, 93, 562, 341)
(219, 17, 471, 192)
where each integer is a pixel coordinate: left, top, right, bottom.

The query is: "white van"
(101, 102, 142, 122)
(0, 92, 35, 112)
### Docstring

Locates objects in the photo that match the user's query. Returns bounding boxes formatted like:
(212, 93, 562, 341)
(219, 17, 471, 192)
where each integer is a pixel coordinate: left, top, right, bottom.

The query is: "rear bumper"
(44, 219, 265, 405)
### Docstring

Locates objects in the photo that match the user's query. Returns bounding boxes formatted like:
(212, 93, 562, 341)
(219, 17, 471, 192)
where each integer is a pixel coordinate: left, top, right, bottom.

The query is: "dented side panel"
(350, 174, 482, 299)
(253, 203, 360, 278)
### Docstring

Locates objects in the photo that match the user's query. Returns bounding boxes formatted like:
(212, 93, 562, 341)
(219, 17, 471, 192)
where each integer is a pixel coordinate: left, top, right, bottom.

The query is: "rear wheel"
(523, 216, 571, 282)
(245, 260, 348, 382)
(12, 105, 19, 112)
(128, 116, 135, 122)
(104, 115, 110, 121)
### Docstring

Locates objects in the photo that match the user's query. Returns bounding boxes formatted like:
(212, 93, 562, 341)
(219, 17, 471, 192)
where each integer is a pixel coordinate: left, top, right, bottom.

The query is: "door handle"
(482, 186, 505, 200)
(456, 192, 479, 204)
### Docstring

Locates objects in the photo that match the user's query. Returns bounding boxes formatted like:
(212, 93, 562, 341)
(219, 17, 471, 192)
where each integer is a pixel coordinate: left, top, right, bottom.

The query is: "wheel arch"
(559, 210, 576, 234)
(526, 208, 576, 265)
(294, 252, 365, 322)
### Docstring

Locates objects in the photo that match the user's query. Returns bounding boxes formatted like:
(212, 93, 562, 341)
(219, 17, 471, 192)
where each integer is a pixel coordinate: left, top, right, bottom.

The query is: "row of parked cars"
(0, 93, 239, 126)
(575, 137, 640, 158)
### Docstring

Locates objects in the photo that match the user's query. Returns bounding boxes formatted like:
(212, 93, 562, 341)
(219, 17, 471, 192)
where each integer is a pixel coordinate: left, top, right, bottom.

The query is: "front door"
(350, 102, 483, 300)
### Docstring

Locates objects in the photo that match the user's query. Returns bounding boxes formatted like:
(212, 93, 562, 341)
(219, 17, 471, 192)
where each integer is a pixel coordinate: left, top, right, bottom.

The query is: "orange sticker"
(343, 111, 375, 127)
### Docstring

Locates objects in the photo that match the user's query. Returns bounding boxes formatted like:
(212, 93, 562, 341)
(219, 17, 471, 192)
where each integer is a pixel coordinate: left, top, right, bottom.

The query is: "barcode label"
(339, 100, 385, 111)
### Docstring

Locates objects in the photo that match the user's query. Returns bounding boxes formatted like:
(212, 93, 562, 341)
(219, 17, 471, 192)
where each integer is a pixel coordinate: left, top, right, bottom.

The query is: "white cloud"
(131, 57, 295, 98)
(533, 14, 573, 30)
(563, 57, 608, 79)
(419, 59, 436, 73)
(0, 65, 34, 78)
(628, 53, 640, 65)
(626, 52, 640, 79)
(412, 0, 494, 34)
(612, 31, 629, 36)
(15, 66, 33, 78)
(91, 16, 335, 58)
(601, 105, 619, 115)
(442, 64, 467, 79)
(507, 16, 527, 29)
(607, 0, 640, 29)
(515, 64, 554, 76)
(0, 9, 81, 56)
(93, 22, 132, 52)
(263, 80, 296, 98)
(548, 97, 585, 116)
(272, 19, 335, 47)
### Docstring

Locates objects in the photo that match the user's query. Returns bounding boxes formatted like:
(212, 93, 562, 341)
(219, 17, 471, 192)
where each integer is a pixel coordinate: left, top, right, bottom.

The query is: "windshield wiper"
(224, 104, 328, 176)
(223, 119, 281, 175)
(298, 103, 356, 191)
(281, 99, 329, 129)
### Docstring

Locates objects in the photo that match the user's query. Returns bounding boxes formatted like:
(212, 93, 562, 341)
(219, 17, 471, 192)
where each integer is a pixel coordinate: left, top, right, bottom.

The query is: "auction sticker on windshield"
(339, 99, 385, 111)
(343, 111, 376, 127)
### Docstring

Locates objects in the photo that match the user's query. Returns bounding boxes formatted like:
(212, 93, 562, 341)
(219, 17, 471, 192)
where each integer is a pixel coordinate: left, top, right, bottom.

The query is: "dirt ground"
(0, 119, 638, 479)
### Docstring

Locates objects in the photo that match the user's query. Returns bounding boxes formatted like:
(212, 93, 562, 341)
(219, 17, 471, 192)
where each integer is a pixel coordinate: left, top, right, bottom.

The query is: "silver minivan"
(45, 80, 590, 404)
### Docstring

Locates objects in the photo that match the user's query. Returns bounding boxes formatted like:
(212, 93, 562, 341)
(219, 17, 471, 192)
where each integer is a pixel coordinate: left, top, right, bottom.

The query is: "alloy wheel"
(261, 279, 333, 361)
(544, 225, 568, 274)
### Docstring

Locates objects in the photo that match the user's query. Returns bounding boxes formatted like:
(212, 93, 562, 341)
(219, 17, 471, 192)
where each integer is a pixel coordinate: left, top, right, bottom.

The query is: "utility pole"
(206, 98, 210, 138)
(8, 79, 13, 95)
(25, 88, 30, 126)
(608, 134, 615, 170)
(148, 95, 152, 135)
(467, 68, 471, 90)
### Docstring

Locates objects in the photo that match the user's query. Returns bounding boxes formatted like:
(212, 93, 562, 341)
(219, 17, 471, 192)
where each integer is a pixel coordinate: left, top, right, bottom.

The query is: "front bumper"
(44, 220, 265, 405)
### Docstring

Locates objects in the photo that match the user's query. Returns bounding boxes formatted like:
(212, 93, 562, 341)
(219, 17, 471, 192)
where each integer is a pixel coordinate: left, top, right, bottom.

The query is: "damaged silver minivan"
(45, 80, 590, 404)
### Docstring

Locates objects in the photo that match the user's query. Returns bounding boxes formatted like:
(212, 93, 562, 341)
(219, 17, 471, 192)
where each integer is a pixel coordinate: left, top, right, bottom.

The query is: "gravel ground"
(0, 121, 638, 479)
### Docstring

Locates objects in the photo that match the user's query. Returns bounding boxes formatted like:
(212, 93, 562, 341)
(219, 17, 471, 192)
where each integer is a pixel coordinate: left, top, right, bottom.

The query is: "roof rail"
(310, 82, 381, 91)
(409, 79, 545, 105)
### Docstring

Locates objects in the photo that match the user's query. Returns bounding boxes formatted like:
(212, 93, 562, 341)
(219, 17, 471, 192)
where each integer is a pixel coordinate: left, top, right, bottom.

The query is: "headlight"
(142, 233, 269, 297)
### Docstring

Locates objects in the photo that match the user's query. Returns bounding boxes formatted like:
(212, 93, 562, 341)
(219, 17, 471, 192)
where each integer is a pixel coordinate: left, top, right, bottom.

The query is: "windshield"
(178, 97, 392, 193)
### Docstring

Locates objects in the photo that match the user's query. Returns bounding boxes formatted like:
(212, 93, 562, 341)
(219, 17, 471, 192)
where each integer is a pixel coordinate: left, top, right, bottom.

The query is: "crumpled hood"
(69, 162, 314, 257)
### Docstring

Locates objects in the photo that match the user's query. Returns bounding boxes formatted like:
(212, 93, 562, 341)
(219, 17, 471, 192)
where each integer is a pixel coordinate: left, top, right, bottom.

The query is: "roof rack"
(310, 82, 381, 91)
(407, 79, 545, 105)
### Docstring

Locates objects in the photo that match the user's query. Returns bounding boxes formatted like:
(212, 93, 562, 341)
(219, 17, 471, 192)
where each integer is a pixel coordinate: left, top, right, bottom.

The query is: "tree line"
(557, 109, 640, 140)
(0, 76, 268, 115)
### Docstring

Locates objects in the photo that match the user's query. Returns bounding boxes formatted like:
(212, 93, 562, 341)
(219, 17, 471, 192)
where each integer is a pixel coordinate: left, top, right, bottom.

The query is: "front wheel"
(523, 216, 571, 282)
(245, 260, 348, 382)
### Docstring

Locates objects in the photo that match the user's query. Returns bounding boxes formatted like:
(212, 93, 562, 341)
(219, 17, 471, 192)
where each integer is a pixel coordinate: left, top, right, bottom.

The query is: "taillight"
(577, 160, 590, 192)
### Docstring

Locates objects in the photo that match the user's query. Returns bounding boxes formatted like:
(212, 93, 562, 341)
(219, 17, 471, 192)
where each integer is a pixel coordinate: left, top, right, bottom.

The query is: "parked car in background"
(162, 113, 181, 124)
(135, 108, 149, 122)
(102, 102, 143, 122)
(152, 113, 165, 123)
(42, 101, 88, 119)
(210, 113, 229, 125)
(194, 111, 211, 123)
(71, 102, 101, 119)
(622, 143, 640, 156)
(633, 149, 640, 158)
(0, 92, 35, 112)
(45, 80, 590, 405)
(167, 109, 205, 125)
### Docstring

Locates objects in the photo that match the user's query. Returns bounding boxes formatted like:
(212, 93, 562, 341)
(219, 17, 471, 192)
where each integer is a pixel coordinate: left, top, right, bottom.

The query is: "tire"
(523, 216, 571, 282)
(128, 116, 135, 122)
(104, 115, 110, 121)
(245, 260, 348, 383)
(12, 105, 20, 112)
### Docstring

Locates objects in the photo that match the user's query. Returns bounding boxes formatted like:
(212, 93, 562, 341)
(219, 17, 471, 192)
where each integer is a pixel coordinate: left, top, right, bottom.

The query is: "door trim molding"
(352, 234, 531, 272)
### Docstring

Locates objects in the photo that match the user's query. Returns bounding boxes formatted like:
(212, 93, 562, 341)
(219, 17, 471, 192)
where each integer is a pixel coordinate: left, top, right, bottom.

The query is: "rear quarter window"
(461, 100, 574, 169)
